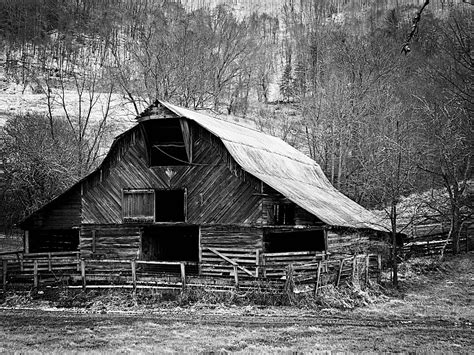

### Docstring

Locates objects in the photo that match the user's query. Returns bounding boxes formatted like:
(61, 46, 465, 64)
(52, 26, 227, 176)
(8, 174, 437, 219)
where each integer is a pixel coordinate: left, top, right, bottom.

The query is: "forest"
(0, 0, 472, 253)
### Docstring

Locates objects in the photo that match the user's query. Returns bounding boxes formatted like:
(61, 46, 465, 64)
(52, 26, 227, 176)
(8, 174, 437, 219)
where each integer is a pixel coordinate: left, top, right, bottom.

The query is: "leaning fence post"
(233, 265, 239, 290)
(313, 261, 321, 296)
(81, 259, 86, 290)
(2, 260, 7, 292)
(33, 260, 38, 288)
(131, 260, 137, 292)
(180, 262, 186, 291)
(336, 259, 344, 286)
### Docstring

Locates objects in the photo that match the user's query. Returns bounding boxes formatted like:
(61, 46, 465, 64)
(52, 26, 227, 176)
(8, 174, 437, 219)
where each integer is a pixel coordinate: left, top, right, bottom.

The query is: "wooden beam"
(336, 259, 344, 286)
(81, 259, 86, 290)
(314, 261, 321, 296)
(233, 265, 239, 290)
(131, 260, 137, 292)
(24, 231, 29, 254)
(180, 262, 186, 290)
(33, 260, 38, 288)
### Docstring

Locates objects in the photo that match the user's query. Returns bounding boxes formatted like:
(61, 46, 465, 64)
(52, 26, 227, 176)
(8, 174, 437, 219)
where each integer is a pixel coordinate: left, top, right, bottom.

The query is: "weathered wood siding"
(80, 225, 141, 259)
(21, 187, 82, 230)
(81, 123, 263, 225)
(326, 229, 371, 255)
(261, 184, 324, 226)
(200, 225, 263, 250)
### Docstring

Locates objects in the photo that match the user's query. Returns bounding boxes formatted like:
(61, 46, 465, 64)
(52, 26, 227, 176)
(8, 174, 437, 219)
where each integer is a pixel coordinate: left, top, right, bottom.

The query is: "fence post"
(365, 255, 370, 287)
(313, 261, 321, 296)
(33, 260, 38, 288)
(377, 254, 382, 283)
(352, 256, 357, 282)
(336, 259, 344, 286)
(180, 262, 186, 291)
(261, 254, 266, 278)
(131, 260, 137, 292)
(233, 265, 239, 290)
(48, 253, 52, 272)
(2, 260, 7, 292)
(255, 249, 260, 278)
(81, 259, 86, 290)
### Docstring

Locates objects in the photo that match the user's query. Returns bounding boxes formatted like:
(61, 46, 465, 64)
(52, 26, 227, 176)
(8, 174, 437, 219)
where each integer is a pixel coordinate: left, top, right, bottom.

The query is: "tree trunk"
(391, 202, 398, 287)
(450, 203, 461, 254)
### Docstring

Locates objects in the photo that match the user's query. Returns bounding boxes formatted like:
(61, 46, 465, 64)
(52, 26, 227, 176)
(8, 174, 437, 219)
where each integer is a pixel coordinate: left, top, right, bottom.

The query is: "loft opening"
(141, 226, 199, 274)
(122, 188, 187, 223)
(142, 119, 192, 166)
(264, 230, 326, 253)
(272, 203, 295, 225)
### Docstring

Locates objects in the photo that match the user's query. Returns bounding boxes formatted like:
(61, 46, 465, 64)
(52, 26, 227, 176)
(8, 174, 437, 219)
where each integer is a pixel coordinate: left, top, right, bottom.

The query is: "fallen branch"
(401, 0, 430, 55)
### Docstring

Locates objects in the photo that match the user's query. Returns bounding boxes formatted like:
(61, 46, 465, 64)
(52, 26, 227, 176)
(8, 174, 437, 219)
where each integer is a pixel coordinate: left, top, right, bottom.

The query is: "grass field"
(0, 253, 472, 353)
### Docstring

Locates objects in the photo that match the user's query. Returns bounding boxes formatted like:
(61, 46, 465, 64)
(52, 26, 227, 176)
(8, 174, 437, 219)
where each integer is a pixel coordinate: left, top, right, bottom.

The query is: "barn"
(19, 100, 387, 276)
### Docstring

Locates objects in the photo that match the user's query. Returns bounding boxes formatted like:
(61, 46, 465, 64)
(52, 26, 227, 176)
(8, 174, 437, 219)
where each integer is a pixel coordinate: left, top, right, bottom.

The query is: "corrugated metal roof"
(160, 100, 387, 232)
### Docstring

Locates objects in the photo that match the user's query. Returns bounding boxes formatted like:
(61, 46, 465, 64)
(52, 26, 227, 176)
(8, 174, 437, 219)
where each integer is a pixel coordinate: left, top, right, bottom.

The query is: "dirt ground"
(0, 253, 473, 353)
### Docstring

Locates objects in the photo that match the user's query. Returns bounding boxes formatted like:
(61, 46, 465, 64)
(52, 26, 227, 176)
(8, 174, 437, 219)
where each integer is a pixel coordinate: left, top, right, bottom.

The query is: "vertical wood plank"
(33, 260, 38, 288)
(81, 259, 86, 290)
(233, 265, 239, 290)
(255, 249, 260, 278)
(314, 261, 321, 296)
(377, 254, 382, 283)
(365, 255, 369, 287)
(352, 256, 357, 281)
(180, 262, 186, 290)
(2, 260, 7, 292)
(336, 259, 344, 286)
(198, 227, 202, 275)
(24, 231, 29, 254)
(48, 253, 52, 272)
(92, 230, 96, 254)
(131, 260, 137, 292)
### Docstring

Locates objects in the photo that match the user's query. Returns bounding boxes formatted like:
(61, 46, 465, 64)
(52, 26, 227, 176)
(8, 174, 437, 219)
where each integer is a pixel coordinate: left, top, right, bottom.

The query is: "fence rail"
(1, 251, 382, 294)
(401, 235, 470, 258)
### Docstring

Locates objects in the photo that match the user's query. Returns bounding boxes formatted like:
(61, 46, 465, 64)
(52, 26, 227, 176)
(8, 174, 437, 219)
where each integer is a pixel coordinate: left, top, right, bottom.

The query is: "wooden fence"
(401, 235, 470, 258)
(1, 249, 382, 294)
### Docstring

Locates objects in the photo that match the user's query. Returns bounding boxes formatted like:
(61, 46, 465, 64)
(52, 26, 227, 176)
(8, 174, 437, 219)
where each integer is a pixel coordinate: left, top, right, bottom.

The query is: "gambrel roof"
(156, 101, 386, 231)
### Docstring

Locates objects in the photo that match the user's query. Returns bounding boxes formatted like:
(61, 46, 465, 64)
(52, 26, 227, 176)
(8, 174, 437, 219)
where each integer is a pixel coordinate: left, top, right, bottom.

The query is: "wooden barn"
(19, 100, 387, 277)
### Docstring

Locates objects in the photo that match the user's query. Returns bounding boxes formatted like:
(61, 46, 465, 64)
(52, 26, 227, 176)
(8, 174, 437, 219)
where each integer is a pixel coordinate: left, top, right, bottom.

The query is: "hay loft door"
(122, 188, 187, 223)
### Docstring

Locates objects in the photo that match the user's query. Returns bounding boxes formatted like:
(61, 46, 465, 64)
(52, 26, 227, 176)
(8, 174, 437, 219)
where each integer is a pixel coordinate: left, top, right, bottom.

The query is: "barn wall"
(82, 123, 263, 225)
(261, 184, 324, 226)
(200, 225, 263, 250)
(21, 187, 82, 230)
(326, 229, 372, 255)
(80, 225, 141, 259)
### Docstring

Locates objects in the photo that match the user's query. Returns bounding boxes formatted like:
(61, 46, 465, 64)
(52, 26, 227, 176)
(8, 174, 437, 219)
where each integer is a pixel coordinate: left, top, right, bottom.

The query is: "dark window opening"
(123, 189, 154, 223)
(143, 119, 191, 166)
(141, 226, 199, 274)
(29, 229, 79, 253)
(272, 203, 295, 225)
(264, 230, 325, 253)
(155, 189, 186, 222)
